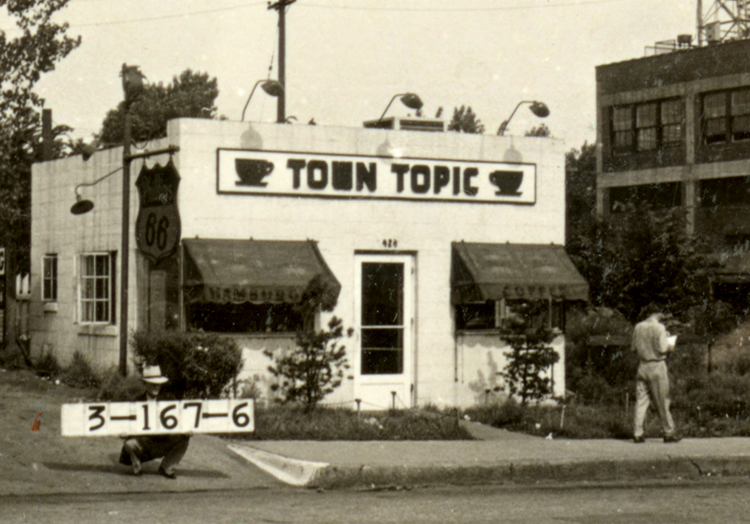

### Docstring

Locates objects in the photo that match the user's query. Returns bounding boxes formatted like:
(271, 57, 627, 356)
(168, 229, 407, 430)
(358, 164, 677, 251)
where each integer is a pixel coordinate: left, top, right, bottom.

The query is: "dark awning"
(451, 242, 589, 304)
(183, 238, 341, 309)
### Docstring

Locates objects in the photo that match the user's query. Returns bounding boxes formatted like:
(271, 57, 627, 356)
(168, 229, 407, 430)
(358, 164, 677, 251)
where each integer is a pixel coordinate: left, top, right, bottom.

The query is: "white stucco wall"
(30, 118, 567, 409)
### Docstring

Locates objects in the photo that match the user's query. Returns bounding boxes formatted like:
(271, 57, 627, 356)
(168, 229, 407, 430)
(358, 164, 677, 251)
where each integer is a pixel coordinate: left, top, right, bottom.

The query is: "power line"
(70, 1, 267, 27)
(301, 0, 625, 12)
(67, 0, 623, 27)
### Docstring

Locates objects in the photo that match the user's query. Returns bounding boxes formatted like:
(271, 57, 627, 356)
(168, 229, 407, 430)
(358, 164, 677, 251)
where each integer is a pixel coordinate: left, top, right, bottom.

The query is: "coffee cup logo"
(489, 170, 523, 196)
(235, 159, 274, 187)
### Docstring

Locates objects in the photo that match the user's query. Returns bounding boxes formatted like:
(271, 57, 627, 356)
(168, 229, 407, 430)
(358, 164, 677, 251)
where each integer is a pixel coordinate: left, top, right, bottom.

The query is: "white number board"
(61, 399, 254, 437)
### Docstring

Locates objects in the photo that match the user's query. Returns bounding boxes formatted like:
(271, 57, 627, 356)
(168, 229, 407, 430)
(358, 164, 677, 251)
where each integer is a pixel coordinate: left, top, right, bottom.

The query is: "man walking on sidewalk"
(632, 305, 680, 444)
(119, 365, 191, 478)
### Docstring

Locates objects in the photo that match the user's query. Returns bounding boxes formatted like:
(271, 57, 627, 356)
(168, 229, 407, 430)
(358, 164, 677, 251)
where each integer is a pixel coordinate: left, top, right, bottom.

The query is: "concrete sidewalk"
(228, 433, 750, 490)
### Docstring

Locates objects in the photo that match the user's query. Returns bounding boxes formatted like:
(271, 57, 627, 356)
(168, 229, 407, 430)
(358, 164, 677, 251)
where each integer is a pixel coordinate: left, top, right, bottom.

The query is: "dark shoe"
(158, 467, 177, 479)
(633, 436, 646, 444)
(664, 434, 682, 443)
(131, 455, 142, 476)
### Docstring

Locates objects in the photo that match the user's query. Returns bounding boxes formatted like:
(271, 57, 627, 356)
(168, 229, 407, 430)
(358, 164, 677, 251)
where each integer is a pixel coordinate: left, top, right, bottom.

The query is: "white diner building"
(30, 117, 587, 409)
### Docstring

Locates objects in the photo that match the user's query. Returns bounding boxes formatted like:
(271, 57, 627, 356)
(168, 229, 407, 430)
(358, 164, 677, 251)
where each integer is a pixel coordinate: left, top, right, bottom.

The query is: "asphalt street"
(4, 480, 750, 524)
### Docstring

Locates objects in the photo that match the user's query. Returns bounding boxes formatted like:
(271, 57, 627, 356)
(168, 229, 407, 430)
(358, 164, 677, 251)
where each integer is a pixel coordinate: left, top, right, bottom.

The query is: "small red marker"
(31, 412, 42, 431)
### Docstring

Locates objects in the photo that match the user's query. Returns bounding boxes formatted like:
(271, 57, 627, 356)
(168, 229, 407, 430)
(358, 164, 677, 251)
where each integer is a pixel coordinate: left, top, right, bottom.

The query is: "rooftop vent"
(363, 116, 446, 132)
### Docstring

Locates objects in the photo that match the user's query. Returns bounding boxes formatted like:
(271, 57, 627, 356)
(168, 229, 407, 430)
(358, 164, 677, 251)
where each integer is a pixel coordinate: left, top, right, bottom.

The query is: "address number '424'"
(61, 398, 254, 437)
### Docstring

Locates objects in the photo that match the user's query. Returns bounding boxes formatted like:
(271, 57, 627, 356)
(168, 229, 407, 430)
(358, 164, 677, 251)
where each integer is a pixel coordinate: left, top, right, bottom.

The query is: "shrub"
(34, 350, 61, 379)
(465, 398, 524, 427)
(131, 329, 243, 399)
(236, 405, 471, 441)
(60, 351, 99, 389)
(97, 368, 146, 401)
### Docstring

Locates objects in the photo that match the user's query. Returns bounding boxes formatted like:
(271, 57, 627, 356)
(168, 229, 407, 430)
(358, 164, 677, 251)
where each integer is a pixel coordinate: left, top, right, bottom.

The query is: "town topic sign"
(217, 148, 536, 204)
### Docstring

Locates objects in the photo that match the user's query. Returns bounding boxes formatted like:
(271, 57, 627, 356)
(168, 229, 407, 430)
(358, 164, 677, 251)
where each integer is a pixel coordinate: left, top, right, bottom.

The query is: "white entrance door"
(353, 254, 415, 410)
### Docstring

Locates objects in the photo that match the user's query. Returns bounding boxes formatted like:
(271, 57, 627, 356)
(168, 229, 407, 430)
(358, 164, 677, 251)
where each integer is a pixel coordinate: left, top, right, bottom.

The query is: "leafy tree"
(265, 316, 352, 409)
(525, 123, 551, 137)
(567, 202, 713, 324)
(97, 69, 219, 144)
(264, 276, 352, 409)
(500, 301, 560, 405)
(0, 0, 81, 272)
(565, 141, 597, 245)
(448, 105, 485, 134)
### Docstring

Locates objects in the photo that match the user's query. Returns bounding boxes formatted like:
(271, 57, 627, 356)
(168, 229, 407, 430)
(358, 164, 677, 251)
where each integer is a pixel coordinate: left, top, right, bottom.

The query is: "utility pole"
(268, 0, 296, 123)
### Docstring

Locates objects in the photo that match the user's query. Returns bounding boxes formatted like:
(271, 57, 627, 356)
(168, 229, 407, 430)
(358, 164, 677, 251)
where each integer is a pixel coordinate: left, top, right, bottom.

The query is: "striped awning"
(451, 242, 589, 304)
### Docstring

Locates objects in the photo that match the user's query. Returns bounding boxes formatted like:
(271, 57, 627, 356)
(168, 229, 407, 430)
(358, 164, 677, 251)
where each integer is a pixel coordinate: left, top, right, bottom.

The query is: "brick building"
(596, 38, 750, 306)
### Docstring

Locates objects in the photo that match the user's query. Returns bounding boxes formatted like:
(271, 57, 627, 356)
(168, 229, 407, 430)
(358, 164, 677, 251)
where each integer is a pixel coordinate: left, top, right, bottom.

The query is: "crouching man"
(119, 365, 190, 479)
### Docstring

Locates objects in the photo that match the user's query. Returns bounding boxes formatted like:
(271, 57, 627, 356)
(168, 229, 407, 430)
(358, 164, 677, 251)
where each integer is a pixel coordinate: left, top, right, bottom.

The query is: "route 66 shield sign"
(135, 160, 181, 263)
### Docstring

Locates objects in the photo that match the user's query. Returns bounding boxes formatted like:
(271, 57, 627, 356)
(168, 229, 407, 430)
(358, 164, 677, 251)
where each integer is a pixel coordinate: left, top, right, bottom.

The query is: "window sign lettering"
(61, 399, 254, 437)
(217, 149, 536, 204)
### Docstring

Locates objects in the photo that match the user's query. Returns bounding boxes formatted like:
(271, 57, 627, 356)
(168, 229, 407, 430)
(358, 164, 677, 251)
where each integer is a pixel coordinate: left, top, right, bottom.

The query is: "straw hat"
(142, 364, 168, 384)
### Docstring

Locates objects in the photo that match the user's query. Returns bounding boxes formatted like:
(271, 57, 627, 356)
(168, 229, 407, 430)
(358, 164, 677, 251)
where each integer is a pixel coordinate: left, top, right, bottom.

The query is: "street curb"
(310, 456, 750, 489)
(230, 445, 750, 489)
(228, 444, 329, 487)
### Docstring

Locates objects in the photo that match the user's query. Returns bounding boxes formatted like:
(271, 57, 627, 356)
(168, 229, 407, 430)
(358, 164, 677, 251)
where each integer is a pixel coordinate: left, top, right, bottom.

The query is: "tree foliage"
(565, 141, 597, 245)
(97, 69, 219, 144)
(0, 0, 81, 272)
(448, 105, 485, 134)
(525, 123, 551, 137)
(567, 202, 715, 324)
(500, 302, 560, 405)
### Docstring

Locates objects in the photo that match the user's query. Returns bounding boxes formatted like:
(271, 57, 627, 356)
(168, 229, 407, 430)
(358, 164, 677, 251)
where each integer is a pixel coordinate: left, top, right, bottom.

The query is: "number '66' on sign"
(135, 160, 181, 264)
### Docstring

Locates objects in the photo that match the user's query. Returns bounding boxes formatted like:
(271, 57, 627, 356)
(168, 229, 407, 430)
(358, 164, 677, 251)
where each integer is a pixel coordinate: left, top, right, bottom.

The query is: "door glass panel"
(361, 262, 404, 374)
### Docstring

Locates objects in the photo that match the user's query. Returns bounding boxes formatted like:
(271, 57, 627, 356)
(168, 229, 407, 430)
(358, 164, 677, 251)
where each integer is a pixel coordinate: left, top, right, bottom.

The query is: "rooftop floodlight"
(241, 79, 284, 121)
(377, 92, 424, 123)
(69, 166, 124, 215)
(497, 100, 550, 136)
(70, 194, 95, 215)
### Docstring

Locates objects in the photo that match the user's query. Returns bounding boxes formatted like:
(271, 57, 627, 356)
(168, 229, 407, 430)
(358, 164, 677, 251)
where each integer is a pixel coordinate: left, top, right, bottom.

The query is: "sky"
(13, 0, 699, 149)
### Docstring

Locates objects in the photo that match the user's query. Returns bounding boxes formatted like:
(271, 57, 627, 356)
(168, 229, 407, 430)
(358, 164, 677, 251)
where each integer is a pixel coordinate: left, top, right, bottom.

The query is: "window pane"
(456, 302, 495, 330)
(612, 106, 632, 131)
(662, 124, 682, 146)
(614, 131, 633, 150)
(706, 118, 727, 143)
(83, 302, 94, 322)
(361, 328, 402, 350)
(705, 93, 726, 118)
(96, 255, 109, 276)
(361, 263, 404, 326)
(187, 302, 303, 333)
(731, 89, 750, 116)
(85, 256, 95, 276)
(361, 349, 403, 374)
(637, 128, 657, 151)
(636, 103, 657, 127)
(661, 99, 683, 124)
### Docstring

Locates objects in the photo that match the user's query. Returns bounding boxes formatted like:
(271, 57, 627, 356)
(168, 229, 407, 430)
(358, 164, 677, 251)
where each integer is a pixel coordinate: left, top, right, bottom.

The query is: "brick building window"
(661, 99, 684, 147)
(610, 99, 683, 153)
(636, 103, 658, 151)
(732, 89, 750, 141)
(704, 92, 728, 144)
(702, 88, 750, 144)
(612, 106, 634, 152)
